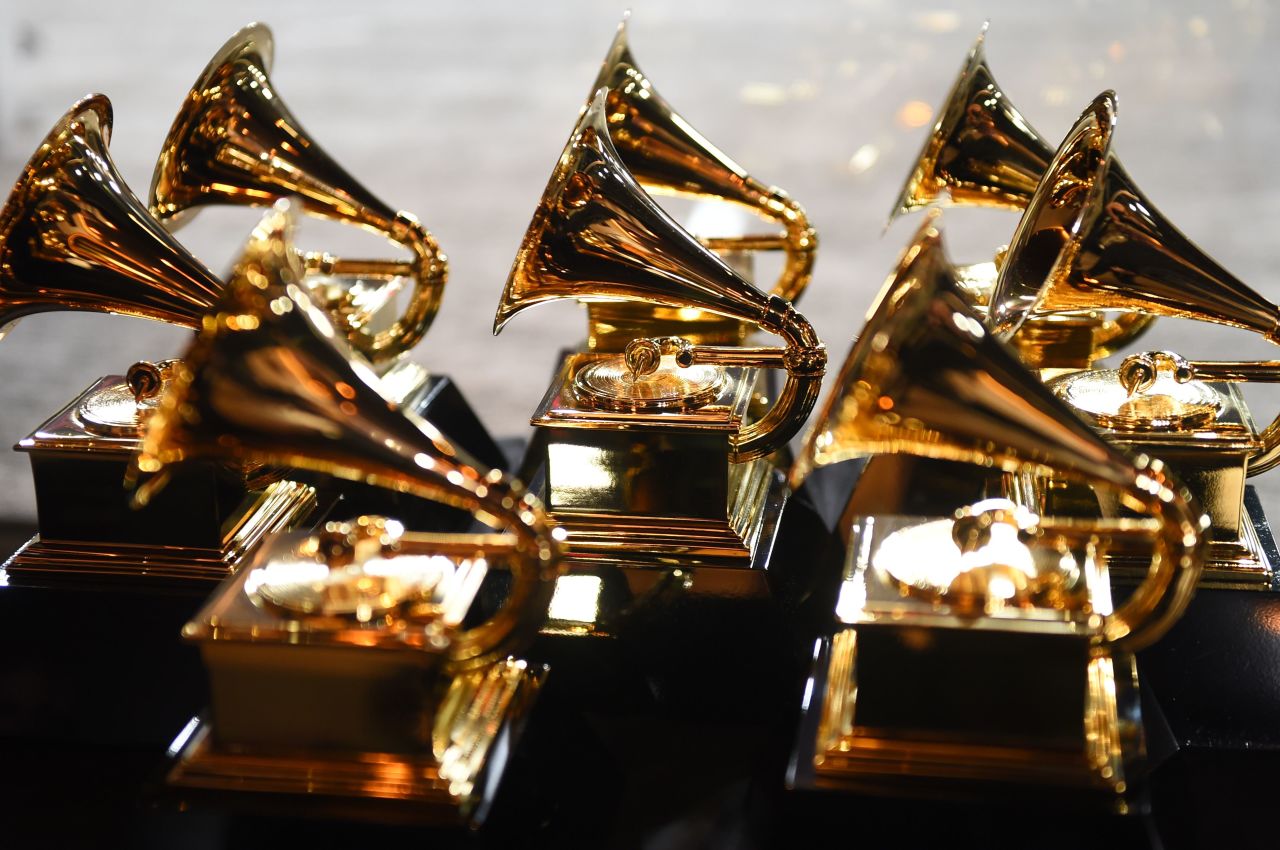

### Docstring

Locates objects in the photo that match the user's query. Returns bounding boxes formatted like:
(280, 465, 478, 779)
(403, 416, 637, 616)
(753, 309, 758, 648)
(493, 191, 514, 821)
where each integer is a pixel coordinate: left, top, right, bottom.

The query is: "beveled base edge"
(787, 635, 1144, 814)
(164, 660, 546, 827)
(2, 480, 317, 586)
(1108, 486, 1277, 591)
(547, 459, 787, 574)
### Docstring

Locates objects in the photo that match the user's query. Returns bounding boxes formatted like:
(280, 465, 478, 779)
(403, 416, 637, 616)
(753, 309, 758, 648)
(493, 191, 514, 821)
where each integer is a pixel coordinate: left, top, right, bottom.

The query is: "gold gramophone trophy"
(493, 89, 825, 593)
(141, 203, 561, 823)
(787, 219, 1206, 805)
(147, 22, 505, 472)
(0, 95, 317, 583)
(888, 24, 1153, 372)
(990, 90, 1280, 588)
(577, 14, 817, 350)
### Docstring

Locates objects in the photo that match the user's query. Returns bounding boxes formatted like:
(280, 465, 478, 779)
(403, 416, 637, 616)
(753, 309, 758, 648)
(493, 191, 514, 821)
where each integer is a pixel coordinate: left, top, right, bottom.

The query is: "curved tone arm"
(625, 296, 826, 462)
(1121, 352, 1280, 476)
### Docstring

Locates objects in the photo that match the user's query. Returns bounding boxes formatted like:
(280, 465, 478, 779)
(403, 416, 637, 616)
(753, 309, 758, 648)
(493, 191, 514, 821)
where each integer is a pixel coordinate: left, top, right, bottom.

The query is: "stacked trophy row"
(1, 14, 1274, 827)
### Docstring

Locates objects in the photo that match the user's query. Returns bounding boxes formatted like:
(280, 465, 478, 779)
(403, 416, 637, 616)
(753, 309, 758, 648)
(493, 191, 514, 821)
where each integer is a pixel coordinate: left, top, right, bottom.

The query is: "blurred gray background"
(0, 0, 1275, 519)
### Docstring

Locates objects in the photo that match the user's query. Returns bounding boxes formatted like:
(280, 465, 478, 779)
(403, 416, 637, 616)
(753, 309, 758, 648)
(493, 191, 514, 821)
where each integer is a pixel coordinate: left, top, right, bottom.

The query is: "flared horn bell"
(889, 24, 1054, 223)
(791, 215, 1205, 652)
(590, 15, 816, 303)
(0, 95, 224, 338)
(149, 22, 445, 362)
(496, 89, 825, 461)
(137, 202, 560, 667)
(989, 91, 1280, 345)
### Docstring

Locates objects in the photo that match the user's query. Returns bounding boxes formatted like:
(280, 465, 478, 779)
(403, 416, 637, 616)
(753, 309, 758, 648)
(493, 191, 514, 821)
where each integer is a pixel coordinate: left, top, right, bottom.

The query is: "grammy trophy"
(889, 24, 1153, 372)
(577, 14, 817, 351)
(140, 202, 561, 824)
(494, 90, 824, 602)
(994, 91, 1280, 587)
(0, 95, 316, 584)
(788, 218, 1206, 806)
(148, 22, 505, 474)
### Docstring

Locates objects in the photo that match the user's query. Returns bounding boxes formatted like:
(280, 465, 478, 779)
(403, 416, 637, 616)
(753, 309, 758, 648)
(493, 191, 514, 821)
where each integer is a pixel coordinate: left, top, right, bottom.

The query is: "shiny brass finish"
(580, 14, 817, 346)
(1048, 352, 1280, 586)
(992, 91, 1280, 346)
(148, 203, 559, 820)
(150, 22, 445, 363)
(890, 29, 1153, 363)
(1054, 366, 1223, 433)
(495, 89, 825, 463)
(139, 202, 561, 666)
(792, 217, 1205, 652)
(0, 95, 224, 335)
(890, 24, 1052, 219)
(7, 373, 316, 583)
(790, 219, 1206, 802)
(534, 352, 785, 574)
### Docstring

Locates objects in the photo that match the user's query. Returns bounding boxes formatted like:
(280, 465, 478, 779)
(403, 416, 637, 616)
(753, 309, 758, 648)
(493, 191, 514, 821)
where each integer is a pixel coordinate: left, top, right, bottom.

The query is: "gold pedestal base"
(3, 480, 317, 584)
(550, 456, 786, 573)
(792, 631, 1142, 812)
(165, 658, 545, 826)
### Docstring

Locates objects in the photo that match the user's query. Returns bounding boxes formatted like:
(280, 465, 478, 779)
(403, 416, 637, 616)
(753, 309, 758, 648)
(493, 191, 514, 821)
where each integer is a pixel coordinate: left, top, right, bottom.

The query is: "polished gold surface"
(792, 216, 1206, 651)
(495, 89, 824, 462)
(574, 353, 726, 412)
(1050, 360, 1273, 587)
(149, 22, 445, 363)
(0, 95, 224, 335)
(887, 27, 1154, 364)
(578, 14, 816, 346)
(889, 24, 1052, 219)
(1053, 366, 1224, 433)
(167, 658, 543, 824)
(534, 352, 784, 573)
(138, 201, 561, 667)
(992, 90, 1280, 345)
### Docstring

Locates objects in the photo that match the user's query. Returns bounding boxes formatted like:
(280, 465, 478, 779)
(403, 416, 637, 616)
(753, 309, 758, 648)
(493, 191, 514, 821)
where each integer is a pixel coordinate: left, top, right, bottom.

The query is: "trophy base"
(549, 456, 787, 584)
(2, 479, 318, 585)
(1107, 486, 1276, 591)
(163, 658, 545, 827)
(788, 632, 1144, 812)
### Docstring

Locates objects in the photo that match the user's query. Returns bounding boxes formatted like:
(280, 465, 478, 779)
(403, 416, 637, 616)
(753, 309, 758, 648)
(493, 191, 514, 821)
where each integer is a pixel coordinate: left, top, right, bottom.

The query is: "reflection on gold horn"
(137, 202, 561, 667)
(792, 216, 1205, 651)
(889, 24, 1053, 222)
(149, 22, 444, 363)
(991, 91, 1280, 347)
(591, 14, 816, 306)
(0, 95, 224, 337)
(494, 89, 825, 462)
(890, 28, 1154, 361)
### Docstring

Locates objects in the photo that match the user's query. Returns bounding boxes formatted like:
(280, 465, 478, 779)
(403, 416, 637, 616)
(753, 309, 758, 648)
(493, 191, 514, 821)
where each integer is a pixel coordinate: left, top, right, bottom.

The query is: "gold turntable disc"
(1051, 368, 1222, 432)
(574, 354, 725, 412)
(248, 554, 453, 621)
(76, 382, 160, 438)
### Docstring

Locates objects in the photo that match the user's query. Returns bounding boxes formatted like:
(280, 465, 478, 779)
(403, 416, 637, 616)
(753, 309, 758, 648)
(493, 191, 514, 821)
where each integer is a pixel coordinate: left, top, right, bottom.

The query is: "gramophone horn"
(495, 89, 826, 462)
(591, 13, 816, 304)
(149, 22, 444, 363)
(888, 28, 1153, 355)
(0, 94, 224, 338)
(889, 23, 1053, 223)
(990, 91, 1280, 345)
(792, 216, 1205, 651)
(137, 201, 561, 666)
